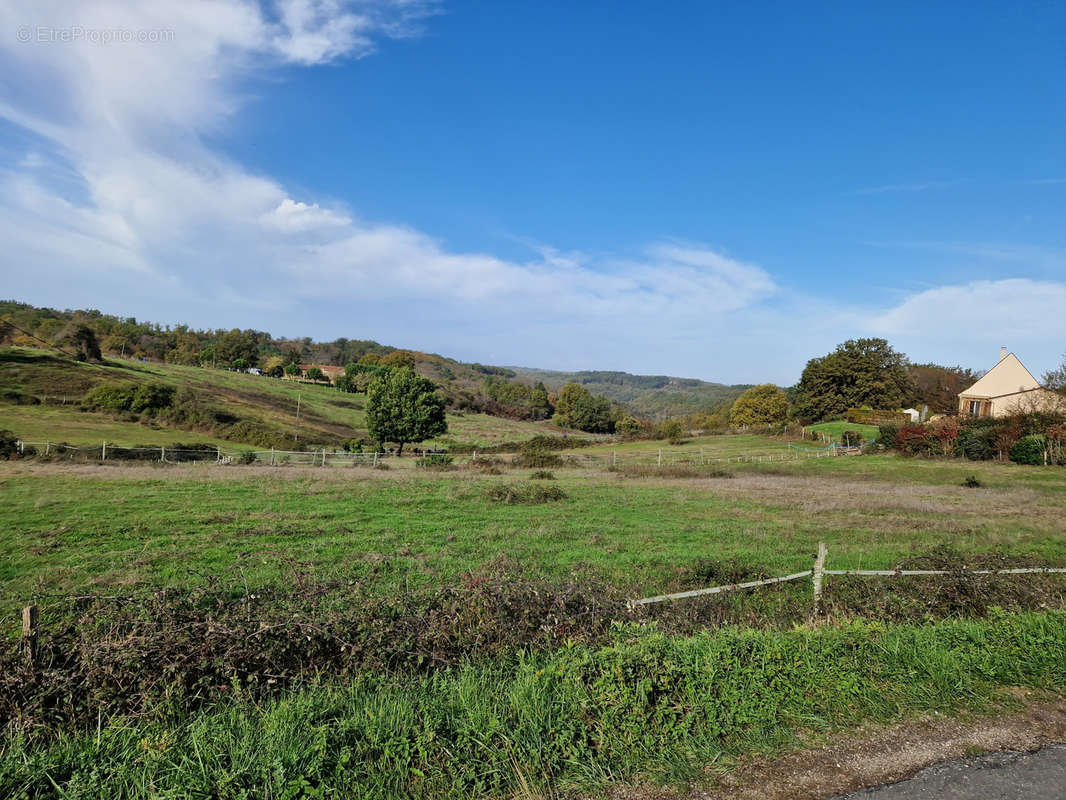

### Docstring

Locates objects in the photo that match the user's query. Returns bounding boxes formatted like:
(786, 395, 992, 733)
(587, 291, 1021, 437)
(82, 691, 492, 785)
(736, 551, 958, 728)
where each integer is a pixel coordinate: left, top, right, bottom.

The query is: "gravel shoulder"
(607, 692, 1066, 800)
(838, 743, 1066, 799)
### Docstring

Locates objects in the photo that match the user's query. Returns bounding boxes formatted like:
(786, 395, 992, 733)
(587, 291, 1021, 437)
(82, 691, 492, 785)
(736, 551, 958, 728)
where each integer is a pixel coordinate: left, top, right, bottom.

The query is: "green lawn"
(3, 450, 1064, 602)
(808, 419, 882, 442)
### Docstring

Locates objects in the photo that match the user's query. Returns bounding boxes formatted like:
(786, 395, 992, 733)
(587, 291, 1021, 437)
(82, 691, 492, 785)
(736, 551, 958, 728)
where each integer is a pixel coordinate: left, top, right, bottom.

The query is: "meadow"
(2, 443, 1066, 799)
(3, 451, 1065, 601)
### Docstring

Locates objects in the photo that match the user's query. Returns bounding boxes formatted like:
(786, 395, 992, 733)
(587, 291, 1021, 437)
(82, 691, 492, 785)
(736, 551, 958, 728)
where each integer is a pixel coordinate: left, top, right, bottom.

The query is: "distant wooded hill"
(508, 367, 751, 420)
(0, 301, 744, 422)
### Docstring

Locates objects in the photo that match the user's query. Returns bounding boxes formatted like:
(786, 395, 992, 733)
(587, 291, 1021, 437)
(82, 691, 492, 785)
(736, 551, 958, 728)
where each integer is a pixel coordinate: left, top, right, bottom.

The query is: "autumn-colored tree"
(380, 350, 416, 370)
(729, 384, 789, 427)
(659, 419, 685, 445)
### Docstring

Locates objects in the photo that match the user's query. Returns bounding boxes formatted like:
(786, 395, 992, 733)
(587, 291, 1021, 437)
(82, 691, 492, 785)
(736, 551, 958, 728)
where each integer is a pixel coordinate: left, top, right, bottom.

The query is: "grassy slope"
(3, 451, 1064, 601)
(0, 348, 566, 448)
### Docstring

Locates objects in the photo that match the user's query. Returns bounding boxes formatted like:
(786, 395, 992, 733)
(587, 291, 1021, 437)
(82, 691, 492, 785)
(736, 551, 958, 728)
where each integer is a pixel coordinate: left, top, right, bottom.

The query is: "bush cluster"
(77, 383, 302, 450)
(883, 412, 1066, 465)
(485, 482, 568, 504)
(0, 429, 20, 460)
(510, 435, 570, 468)
(1, 569, 620, 729)
(81, 381, 175, 414)
(415, 453, 454, 470)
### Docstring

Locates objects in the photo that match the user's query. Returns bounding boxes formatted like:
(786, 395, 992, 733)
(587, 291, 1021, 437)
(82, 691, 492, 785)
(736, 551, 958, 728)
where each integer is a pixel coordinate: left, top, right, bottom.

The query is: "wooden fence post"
(658, 449, 662, 467)
(22, 605, 38, 669)
(101, 441, 106, 460)
(270, 447, 275, 466)
(160, 446, 165, 462)
(812, 541, 827, 615)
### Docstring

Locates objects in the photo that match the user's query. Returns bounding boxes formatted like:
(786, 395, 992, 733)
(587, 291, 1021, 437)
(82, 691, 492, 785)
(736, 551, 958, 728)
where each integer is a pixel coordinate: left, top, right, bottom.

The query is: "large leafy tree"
(554, 382, 614, 433)
(793, 338, 917, 423)
(729, 384, 789, 427)
(366, 367, 447, 455)
(214, 328, 260, 367)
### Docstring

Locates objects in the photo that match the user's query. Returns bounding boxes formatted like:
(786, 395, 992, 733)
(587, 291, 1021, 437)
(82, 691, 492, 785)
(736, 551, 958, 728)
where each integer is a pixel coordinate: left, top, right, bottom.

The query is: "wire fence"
(13, 439, 860, 469)
(629, 542, 1066, 609)
(13, 440, 392, 466)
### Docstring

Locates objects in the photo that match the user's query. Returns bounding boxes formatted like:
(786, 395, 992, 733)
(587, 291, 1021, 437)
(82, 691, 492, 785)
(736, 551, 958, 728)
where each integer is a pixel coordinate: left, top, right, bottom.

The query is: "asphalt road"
(838, 744, 1066, 799)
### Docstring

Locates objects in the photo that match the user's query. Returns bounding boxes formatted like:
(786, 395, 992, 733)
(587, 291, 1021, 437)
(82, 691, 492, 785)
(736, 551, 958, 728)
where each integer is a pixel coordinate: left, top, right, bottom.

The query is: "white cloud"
(261, 198, 352, 233)
(0, 0, 780, 376)
(0, 1, 1060, 386)
(860, 278, 1066, 371)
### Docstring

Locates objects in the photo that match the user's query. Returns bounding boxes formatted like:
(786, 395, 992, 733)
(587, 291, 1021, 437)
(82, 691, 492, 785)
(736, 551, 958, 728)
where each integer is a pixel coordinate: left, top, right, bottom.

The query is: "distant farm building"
(958, 348, 1062, 418)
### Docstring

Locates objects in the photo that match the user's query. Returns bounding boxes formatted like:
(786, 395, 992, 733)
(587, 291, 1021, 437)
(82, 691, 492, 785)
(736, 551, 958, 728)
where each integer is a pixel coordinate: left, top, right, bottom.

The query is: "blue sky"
(1, 1, 1064, 383)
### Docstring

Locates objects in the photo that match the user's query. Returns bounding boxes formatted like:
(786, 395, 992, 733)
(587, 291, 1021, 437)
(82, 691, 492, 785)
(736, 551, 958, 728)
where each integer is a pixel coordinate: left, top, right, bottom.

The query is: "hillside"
(1, 301, 748, 423)
(509, 367, 750, 420)
(0, 348, 572, 449)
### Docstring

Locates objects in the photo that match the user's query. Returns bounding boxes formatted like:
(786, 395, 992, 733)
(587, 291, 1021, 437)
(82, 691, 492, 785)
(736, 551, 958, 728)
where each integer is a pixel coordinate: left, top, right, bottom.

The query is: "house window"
(968, 400, 981, 416)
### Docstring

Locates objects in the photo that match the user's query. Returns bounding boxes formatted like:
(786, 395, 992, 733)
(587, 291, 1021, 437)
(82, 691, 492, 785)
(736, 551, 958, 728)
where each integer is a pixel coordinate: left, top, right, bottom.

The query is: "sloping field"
(0, 348, 567, 448)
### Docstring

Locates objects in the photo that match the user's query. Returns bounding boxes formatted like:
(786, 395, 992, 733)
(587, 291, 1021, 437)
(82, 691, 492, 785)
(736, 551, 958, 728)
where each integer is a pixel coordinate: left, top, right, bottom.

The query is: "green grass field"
(3, 443, 1066, 799)
(2, 451, 1064, 601)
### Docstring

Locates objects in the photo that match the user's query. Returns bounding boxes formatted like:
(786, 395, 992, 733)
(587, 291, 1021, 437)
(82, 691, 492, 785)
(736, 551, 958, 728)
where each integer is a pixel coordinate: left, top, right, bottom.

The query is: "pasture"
(3, 451, 1065, 602)
(2, 445, 1066, 799)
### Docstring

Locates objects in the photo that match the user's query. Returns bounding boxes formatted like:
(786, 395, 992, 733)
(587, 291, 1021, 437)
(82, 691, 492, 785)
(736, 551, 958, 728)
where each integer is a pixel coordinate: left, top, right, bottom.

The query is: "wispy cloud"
(862, 239, 1066, 270)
